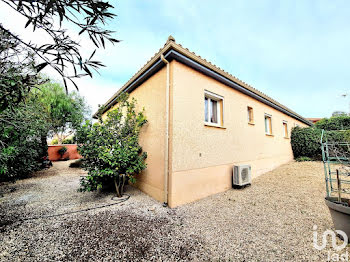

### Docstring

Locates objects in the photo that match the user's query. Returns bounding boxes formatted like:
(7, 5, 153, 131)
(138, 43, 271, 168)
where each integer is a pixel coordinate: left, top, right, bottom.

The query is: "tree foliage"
(76, 94, 147, 197)
(0, 96, 49, 182)
(290, 127, 322, 160)
(33, 81, 90, 143)
(315, 116, 350, 130)
(291, 126, 350, 160)
(292, 115, 350, 160)
(0, 80, 88, 181)
(0, 0, 103, 181)
(62, 137, 75, 144)
(0, 28, 44, 112)
(0, 0, 118, 109)
(0, 30, 47, 182)
(332, 111, 348, 117)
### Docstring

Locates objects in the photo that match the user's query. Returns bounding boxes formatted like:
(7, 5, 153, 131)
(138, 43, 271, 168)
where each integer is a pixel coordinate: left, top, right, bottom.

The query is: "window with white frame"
(264, 114, 272, 135)
(204, 91, 223, 126)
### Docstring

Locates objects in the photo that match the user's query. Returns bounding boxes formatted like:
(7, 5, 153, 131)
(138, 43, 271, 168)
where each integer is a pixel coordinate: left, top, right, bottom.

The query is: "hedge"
(291, 127, 350, 160)
(291, 127, 322, 159)
(315, 116, 350, 130)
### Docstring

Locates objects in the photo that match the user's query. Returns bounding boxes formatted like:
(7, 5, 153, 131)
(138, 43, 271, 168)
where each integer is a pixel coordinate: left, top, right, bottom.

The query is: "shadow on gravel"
(55, 211, 207, 261)
(0, 202, 29, 231)
(0, 182, 36, 195)
(1, 209, 211, 261)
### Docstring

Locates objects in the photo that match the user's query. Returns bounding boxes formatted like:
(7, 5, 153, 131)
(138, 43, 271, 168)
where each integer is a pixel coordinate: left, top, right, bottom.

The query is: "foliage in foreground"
(0, 79, 89, 182)
(1, 0, 119, 98)
(1, 0, 112, 182)
(0, 29, 48, 181)
(76, 94, 147, 197)
(0, 28, 44, 113)
(0, 98, 48, 182)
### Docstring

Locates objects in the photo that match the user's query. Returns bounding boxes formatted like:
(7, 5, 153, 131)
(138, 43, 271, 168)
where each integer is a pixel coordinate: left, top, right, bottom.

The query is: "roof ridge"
(169, 39, 295, 111)
(95, 35, 311, 125)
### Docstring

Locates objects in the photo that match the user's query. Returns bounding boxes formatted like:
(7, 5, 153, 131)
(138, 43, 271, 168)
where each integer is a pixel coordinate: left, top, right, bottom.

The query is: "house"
(95, 36, 312, 207)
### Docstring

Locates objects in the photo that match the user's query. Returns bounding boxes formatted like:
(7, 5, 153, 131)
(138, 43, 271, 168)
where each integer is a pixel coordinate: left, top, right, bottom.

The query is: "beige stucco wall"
(102, 67, 167, 203)
(102, 59, 308, 208)
(168, 60, 307, 207)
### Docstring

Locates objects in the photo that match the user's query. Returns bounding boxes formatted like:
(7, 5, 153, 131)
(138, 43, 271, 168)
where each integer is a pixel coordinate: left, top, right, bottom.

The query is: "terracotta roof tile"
(95, 36, 311, 125)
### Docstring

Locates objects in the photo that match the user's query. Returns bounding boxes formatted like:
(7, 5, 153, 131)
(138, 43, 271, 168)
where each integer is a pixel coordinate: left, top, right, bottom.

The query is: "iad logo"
(313, 225, 348, 251)
(313, 225, 349, 261)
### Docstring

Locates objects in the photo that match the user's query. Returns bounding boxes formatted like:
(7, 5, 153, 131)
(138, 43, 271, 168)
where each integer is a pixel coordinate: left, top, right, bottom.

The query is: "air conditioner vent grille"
(233, 165, 251, 187)
(241, 168, 249, 183)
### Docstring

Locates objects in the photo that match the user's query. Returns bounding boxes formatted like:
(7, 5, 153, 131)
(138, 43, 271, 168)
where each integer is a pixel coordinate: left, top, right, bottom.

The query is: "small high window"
(264, 114, 272, 135)
(283, 121, 288, 138)
(204, 91, 223, 126)
(247, 106, 254, 124)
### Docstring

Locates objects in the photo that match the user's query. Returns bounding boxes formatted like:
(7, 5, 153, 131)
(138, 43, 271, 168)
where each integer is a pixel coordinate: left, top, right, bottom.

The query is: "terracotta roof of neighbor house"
(307, 118, 322, 123)
(94, 36, 312, 126)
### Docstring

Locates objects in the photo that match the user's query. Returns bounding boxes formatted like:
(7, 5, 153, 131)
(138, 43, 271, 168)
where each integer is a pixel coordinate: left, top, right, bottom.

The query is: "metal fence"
(321, 130, 350, 203)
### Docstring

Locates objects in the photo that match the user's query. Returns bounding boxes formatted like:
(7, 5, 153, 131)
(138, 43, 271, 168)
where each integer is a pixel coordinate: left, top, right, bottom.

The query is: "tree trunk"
(120, 174, 126, 196)
(114, 177, 121, 197)
(114, 174, 127, 197)
(113, 176, 122, 197)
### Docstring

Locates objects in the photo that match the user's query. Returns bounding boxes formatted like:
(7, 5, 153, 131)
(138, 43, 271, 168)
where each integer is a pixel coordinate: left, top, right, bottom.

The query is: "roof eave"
(92, 42, 174, 118)
(93, 41, 312, 126)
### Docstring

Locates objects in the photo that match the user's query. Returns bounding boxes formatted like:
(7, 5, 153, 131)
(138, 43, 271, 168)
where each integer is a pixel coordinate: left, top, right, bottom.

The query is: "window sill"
(265, 133, 274, 137)
(204, 123, 226, 129)
(248, 122, 255, 126)
(284, 137, 289, 139)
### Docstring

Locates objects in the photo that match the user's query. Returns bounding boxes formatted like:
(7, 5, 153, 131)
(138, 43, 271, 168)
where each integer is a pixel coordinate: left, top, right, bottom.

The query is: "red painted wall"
(48, 144, 82, 161)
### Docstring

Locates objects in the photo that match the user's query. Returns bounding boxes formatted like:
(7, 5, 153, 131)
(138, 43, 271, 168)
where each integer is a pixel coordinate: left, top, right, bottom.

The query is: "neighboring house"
(307, 118, 322, 124)
(95, 36, 312, 207)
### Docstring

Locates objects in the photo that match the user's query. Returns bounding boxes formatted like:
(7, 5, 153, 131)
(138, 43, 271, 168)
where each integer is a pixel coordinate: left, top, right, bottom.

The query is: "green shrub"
(315, 116, 350, 130)
(295, 156, 313, 162)
(76, 94, 147, 197)
(58, 146, 67, 158)
(62, 137, 74, 144)
(51, 138, 58, 145)
(0, 76, 87, 182)
(291, 127, 322, 160)
(69, 159, 83, 168)
(0, 102, 48, 182)
(291, 127, 350, 160)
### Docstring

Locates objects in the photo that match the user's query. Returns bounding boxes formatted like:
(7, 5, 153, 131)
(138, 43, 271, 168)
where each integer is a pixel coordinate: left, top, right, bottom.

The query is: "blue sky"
(1, 1, 350, 117)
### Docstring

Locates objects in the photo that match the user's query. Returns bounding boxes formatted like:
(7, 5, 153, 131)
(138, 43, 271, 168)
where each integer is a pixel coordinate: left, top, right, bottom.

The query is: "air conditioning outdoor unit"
(233, 165, 252, 187)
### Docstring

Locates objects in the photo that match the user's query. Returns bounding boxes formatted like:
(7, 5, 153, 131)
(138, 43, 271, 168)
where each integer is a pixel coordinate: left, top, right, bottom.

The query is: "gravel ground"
(0, 160, 349, 261)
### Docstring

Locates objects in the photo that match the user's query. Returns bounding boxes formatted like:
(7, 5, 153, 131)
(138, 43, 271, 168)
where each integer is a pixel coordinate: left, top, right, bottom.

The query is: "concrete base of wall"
(134, 180, 164, 204)
(131, 156, 293, 208)
(168, 156, 293, 208)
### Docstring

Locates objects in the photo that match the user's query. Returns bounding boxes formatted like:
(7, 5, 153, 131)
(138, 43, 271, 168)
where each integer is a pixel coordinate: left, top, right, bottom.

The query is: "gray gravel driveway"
(0, 160, 348, 261)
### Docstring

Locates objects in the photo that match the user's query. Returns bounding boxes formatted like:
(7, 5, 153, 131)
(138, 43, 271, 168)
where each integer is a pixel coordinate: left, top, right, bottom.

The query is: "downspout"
(161, 54, 170, 207)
